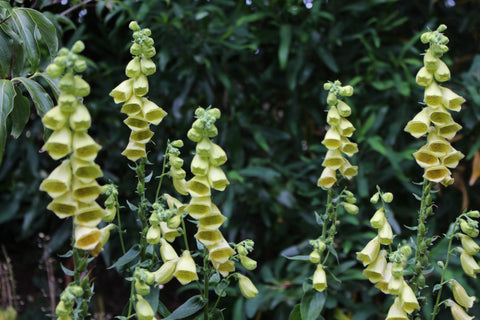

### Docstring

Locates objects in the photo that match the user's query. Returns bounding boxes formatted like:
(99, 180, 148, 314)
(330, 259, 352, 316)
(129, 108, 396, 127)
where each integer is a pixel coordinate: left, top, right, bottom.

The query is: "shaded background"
(1, 0, 479, 319)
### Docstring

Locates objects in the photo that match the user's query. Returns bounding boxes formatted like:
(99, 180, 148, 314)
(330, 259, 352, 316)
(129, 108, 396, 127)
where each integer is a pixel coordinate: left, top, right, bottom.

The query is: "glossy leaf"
(11, 86, 30, 139)
(0, 79, 15, 165)
(163, 295, 206, 320)
(12, 77, 52, 117)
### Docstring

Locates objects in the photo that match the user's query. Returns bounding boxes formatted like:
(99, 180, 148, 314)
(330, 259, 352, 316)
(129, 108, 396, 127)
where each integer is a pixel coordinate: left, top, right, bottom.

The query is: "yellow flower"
(404, 108, 430, 138)
(42, 106, 67, 130)
(237, 274, 258, 299)
(159, 222, 181, 242)
(209, 143, 228, 166)
(135, 294, 154, 320)
(153, 260, 177, 285)
(388, 275, 404, 296)
(142, 99, 167, 125)
(363, 250, 387, 283)
(124, 115, 149, 130)
(42, 127, 72, 160)
(186, 196, 212, 219)
(356, 236, 380, 266)
(174, 250, 198, 285)
(424, 81, 443, 106)
(378, 222, 393, 245)
(429, 105, 453, 126)
(72, 131, 101, 161)
(71, 157, 102, 183)
(207, 166, 229, 191)
(146, 225, 161, 244)
(433, 59, 450, 82)
(321, 127, 341, 150)
(459, 248, 480, 278)
(120, 95, 142, 115)
(130, 128, 154, 144)
(46, 191, 77, 218)
(446, 299, 474, 320)
(375, 262, 392, 294)
(191, 154, 209, 176)
(194, 228, 223, 247)
(413, 146, 439, 168)
(73, 201, 104, 227)
(239, 256, 257, 271)
(313, 264, 327, 292)
(326, 106, 341, 126)
(317, 167, 337, 189)
(39, 160, 72, 198)
(441, 87, 465, 112)
(209, 238, 235, 265)
(121, 141, 146, 161)
(322, 149, 344, 170)
(399, 281, 419, 314)
(415, 66, 433, 87)
(370, 208, 386, 229)
(160, 238, 178, 262)
(423, 165, 451, 183)
(69, 104, 91, 131)
(74, 226, 101, 251)
(449, 279, 476, 310)
(386, 297, 408, 320)
(109, 79, 134, 104)
(186, 176, 211, 197)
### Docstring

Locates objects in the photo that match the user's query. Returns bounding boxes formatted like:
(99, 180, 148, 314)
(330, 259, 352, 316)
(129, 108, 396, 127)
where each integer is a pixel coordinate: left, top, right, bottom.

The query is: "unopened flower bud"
(323, 82, 332, 90)
(46, 63, 64, 78)
(167, 214, 181, 229)
(467, 210, 480, 218)
(135, 294, 154, 320)
(130, 43, 142, 55)
(135, 279, 150, 296)
(74, 59, 87, 73)
(239, 256, 257, 270)
(327, 92, 337, 106)
(237, 245, 248, 256)
(461, 219, 479, 238)
(340, 85, 353, 97)
(237, 274, 258, 299)
(421, 32, 432, 44)
(209, 108, 221, 119)
(370, 192, 380, 204)
(71, 41, 85, 53)
(381, 192, 393, 203)
(129, 21, 140, 31)
(309, 250, 321, 264)
(342, 202, 358, 215)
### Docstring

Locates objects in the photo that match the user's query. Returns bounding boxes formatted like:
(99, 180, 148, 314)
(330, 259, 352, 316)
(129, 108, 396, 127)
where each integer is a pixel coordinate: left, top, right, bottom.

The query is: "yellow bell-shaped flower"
(363, 250, 387, 283)
(129, 128, 153, 144)
(195, 137, 213, 157)
(209, 143, 227, 166)
(441, 87, 465, 112)
(74, 226, 101, 250)
(187, 196, 212, 219)
(441, 148, 464, 169)
(378, 222, 393, 245)
(72, 132, 101, 161)
(209, 238, 235, 265)
(69, 104, 91, 131)
(121, 141, 146, 161)
(208, 166, 229, 191)
(125, 57, 141, 78)
(437, 121, 462, 140)
(163, 193, 187, 213)
(339, 158, 358, 180)
(459, 248, 480, 278)
(336, 100, 351, 117)
(198, 210, 227, 231)
(386, 298, 408, 320)
(370, 208, 386, 229)
(142, 98, 167, 125)
(159, 222, 181, 242)
(326, 106, 341, 126)
(135, 294, 154, 320)
(375, 262, 392, 294)
(186, 175, 211, 197)
(433, 59, 451, 82)
(404, 108, 430, 138)
(424, 164, 451, 183)
(415, 66, 433, 87)
(446, 299, 474, 320)
(356, 236, 380, 266)
(321, 127, 341, 150)
(399, 281, 419, 313)
(71, 156, 102, 183)
(146, 225, 161, 244)
(424, 81, 443, 106)
(173, 178, 189, 195)
(109, 79, 133, 103)
(133, 74, 149, 96)
(449, 279, 475, 310)
(42, 106, 68, 130)
(153, 260, 177, 285)
(213, 260, 235, 277)
(322, 149, 344, 170)
(195, 228, 223, 247)
(124, 115, 149, 130)
(74, 201, 104, 227)
(424, 50, 439, 72)
(340, 137, 358, 156)
(42, 127, 72, 160)
(317, 167, 337, 189)
(121, 95, 143, 115)
(174, 250, 198, 285)
(338, 118, 355, 137)
(429, 105, 453, 126)
(313, 264, 327, 292)
(191, 154, 209, 176)
(160, 238, 179, 262)
(47, 191, 77, 218)
(413, 146, 439, 168)
(40, 160, 72, 198)
(72, 177, 102, 202)
(458, 233, 480, 255)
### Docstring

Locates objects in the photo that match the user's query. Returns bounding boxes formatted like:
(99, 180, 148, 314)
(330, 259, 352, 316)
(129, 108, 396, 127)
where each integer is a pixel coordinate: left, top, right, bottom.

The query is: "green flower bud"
(370, 192, 380, 204)
(73, 59, 87, 73)
(171, 140, 184, 148)
(420, 32, 431, 44)
(103, 206, 116, 223)
(323, 82, 332, 90)
(209, 108, 221, 119)
(46, 63, 65, 78)
(58, 72, 75, 93)
(58, 48, 69, 56)
(345, 195, 357, 204)
(143, 28, 152, 36)
(135, 279, 150, 296)
(126, 57, 141, 78)
(239, 255, 257, 270)
(237, 245, 248, 256)
(317, 241, 326, 252)
(74, 76, 90, 97)
(142, 46, 156, 58)
(140, 58, 156, 75)
(342, 202, 359, 215)
(206, 125, 218, 138)
(461, 219, 479, 238)
(436, 24, 447, 32)
(327, 92, 337, 106)
(130, 43, 142, 55)
(381, 192, 393, 203)
(71, 41, 85, 54)
(144, 37, 154, 47)
(167, 214, 181, 229)
(340, 85, 353, 97)
(135, 295, 154, 320)
(309, 250, 321, 264)
(129, 21, 140, 31)
(468, 210, 480, 218)
(237, 274, 258, 299)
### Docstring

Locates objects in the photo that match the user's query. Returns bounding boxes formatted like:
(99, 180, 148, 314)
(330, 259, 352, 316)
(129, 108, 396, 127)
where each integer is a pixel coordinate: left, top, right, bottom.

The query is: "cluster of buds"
(55, 283, 85, 320)
(185, 107, 236, 276)
(318, 80, 358, 189)
(234, 240, 259, 299)
(40, 41, 113, 255)
(146, 195, 184, 245)
(456, 211, 480, 279)
(309, 239, 327, 292)
(132, 268, 156, 320)
(166, 140, 189, 195)
(357, 191, 419, 319)
(405, 24, 465, 186)
(109, 21, 167, 161)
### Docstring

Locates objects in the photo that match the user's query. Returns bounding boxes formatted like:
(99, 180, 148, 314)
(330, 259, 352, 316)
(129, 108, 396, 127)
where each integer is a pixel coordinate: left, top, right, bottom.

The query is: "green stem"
(431, 218, 461, 320)
(204, 252, 209, 320)
(411, 179, 432, 310)
(115, 193, 126, 255)
(321, 188, 335, 240)
(155, 146, 169, 203)
(136, 158, 149, 259)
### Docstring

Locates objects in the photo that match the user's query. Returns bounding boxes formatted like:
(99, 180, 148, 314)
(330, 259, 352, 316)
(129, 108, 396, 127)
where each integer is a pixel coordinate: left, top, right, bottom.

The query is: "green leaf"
(282, 254, 310, 261)
(10, 8, 57, 71)
(317, 47, 338, 73)
(163, 295, 206, 320)
(238, 166, 280, 183)
(0, 30, 11, 79)
(0, 79, 15, 166)
(288, 304, 301, 320)
(235, 12, 268, 27)
(108, 246, 140, 271)
(12, 77, 52, 117)
(60, 263, 75, 276)
(11, 87, 30, 139)
(300, 290, 326, 320)
(278, 25, 292, 70)
(33, 72, 60, 98)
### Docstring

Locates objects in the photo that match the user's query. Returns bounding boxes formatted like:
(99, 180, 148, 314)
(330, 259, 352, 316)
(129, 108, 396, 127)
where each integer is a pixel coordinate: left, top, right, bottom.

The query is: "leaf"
(317, 47, 338, 73)
(300, 289, 326, 320)
(10, 8, 57, 70)
(235, 12, 268, 27)
(126, 200, 138, 211)
(238, 166, 280, 183)
(163, 295, 206, 320)
(60, 263, 75, 276)
(33, 72, 60, 98)
(282, 254, 311, 261)
(11, 87, 30, 139)
(12, 77, 53, 117)
(469, 150, 480, 186)
(0, 79, 15, 166)
(288, 304, 301, 320)
(278, 25, 292, 70)
(108, 246, 140, 271)
(0, 30, 11, 79)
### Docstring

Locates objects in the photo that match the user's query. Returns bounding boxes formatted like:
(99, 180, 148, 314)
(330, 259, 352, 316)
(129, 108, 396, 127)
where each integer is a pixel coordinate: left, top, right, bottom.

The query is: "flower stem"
(155, 145, 169, 203)
(411, 178, 432, 310)
(135, 158, 149, 260)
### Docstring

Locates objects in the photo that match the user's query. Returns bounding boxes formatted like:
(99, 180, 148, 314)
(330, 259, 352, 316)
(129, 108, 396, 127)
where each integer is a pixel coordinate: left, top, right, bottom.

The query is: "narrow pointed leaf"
(12, 77, 52, 117)
(0, 79, 15, 165)
(11, 87, 30, 138)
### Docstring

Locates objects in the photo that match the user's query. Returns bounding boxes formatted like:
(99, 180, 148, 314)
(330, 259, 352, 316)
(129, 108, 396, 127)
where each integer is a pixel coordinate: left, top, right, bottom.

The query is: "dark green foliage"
(1, 0, 480, 319)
